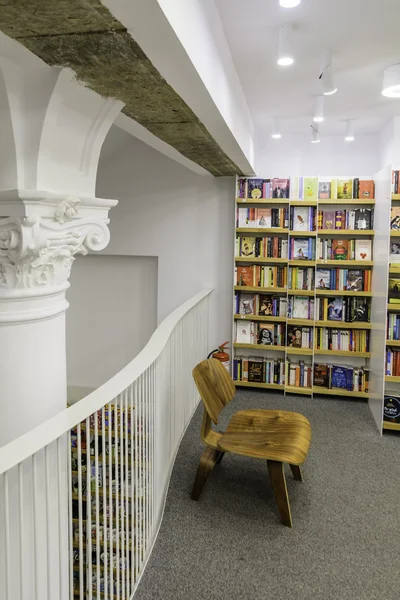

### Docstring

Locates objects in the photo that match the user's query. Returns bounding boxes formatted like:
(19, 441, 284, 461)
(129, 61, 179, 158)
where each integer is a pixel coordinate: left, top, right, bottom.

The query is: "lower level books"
(314, 363, 369, 393)
(233, 356, 285, 384)
(387, 313, 400, 340)
(315, 327, 370, 352)
(386, 348, 400, 376)
(286, 359, 312, 388)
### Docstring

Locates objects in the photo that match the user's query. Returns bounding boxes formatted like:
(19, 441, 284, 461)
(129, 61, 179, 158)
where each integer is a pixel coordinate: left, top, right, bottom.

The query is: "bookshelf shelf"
(287, 289, 315, 296)
(235, 257, 288, 264)
(315, 320, 371, 329)
(316, 290, 373, 297)
(318, 230, 374, 236)
(234, 286, 287, 294)
(234, 314, 287, 323)
(233, 343, 286, 352)
(285, 386, 313, 395)
(389, 267, 400, 274)
(235, 381, 285, 390)
(383, 421, 400, 430)
(289, 231, 317, 237)
(314, 349, 371, 357)
(236, 198, 289, 205)
(316, 260, 374, 267)
(236, 227, 288, 234)
(385, 375, 400, 382)
(289, 318, 315, 326)
(286, 347, 313, 356)
(289, 260, 317, 267)
(312, 387, 369, 399)
(387, 304, 400, 311)
(318, 199, 375, 205)
(390, 231, 400, 237)
(290, 201, 318, 207)
(392, 194, 400, 201)
(386, 339, 400, 346)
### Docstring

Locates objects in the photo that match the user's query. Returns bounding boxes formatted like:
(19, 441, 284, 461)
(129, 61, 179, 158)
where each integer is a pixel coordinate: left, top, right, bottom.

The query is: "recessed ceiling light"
(313, 96, 324, 123)
(272, 118, 282, 139)
(311, 124, 320, 144)
(382, 64, 400, 98)
(277, 25, 294, 67)
(319, 52, 338, 95)
(345, 120, 355, 142)
(280, 0, 301, 6)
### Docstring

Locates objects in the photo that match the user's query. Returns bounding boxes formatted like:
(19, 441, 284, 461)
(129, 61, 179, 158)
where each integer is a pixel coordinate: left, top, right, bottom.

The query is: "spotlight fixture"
(277, 24, 294, 67)
(279, 0, 301, 7)
(272, 118, 282, 139)
(319, 51, 337, 95)
(382, 64, 400, 98)
(344, 120, 355, 142)
(313, 96, 324, 123)
(311, 124, 320, 144)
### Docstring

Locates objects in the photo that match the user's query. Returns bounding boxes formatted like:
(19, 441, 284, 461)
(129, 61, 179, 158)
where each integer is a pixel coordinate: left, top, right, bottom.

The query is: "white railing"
(0, 288, 211, 600)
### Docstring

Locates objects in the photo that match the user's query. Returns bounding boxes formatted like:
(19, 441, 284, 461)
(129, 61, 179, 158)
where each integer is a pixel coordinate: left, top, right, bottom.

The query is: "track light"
(345, 120, 355, 142)
(277, 25, 294, 67)
(272, 118, 282, 139)
(313, 96, 324, 123)
(319, 51, 337, 95)
(382, 64, 400, 98)
(279, 0, 301, 6)
(311, 124, 320, 144)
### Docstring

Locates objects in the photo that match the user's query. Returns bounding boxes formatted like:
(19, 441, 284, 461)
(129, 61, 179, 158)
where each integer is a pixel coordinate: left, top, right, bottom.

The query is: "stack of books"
(315, 328, 370, 352)
(314, 363, 369, 392)
(316, 268, 372, 291)
(286, 360, 312, 388)
(235, 293, 287, 316)
(237, 177, 290, 199)
(236, 236, 289, 258)
(233, 356, 285, 384)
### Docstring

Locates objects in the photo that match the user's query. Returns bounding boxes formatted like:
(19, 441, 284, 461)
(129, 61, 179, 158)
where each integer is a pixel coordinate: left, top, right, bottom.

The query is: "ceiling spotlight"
(272, 118, 282, 139)
(311, 124, 320, 144)
(313, 96, 324, 123)
(279, 0, 301, 6)
(277, 24, 294, 67)
(319, 51, 337, 95)
(345, 120, 355, 142)
(382, 64, 400, 98)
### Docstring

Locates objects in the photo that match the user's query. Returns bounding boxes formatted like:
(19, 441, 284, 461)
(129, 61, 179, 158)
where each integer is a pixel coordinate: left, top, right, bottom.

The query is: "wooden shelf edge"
(234, 286, 287, 294)
(236, 228, 288, 234)
(318, 230, 374, 236)
(285, 386, 313, 395)
(383, 421, 400, 431)
(385, 376, 400, 382)
(318, 199, 375, 205)
(235, 257, 288, 263)
(234, 381, 284, 390)
(315, 321, 371, 329)
(233, 343, 286, 351)
(312, 387, 369, 398)
(317, 260, 374, 267)
(234, 314, 287, 322)
(289, 231, 317, 237)
(314, 350, 371, 357)
(387, 304, 400, 311)
(316, 290, 372, 297)
(236, 198, 289, 204)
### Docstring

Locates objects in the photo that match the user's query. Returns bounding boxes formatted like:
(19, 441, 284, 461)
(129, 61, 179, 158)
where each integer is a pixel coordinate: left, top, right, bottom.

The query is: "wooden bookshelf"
(389, 267, 400, 274)
(289, 260, 316, 267)
(235, 381, 284, 391)
(314, 349, 371, 357)
(318, 199, 375, 205)
(234, 286, 287, 294)
(233, 343, 286, 351)
(289, 231, 317, 237)
(290, 201, 318, 207)
(315, 320, 371, 329)
(315, 290, 373, 297)
(235, 257, 288, 264)
(390, 231, 400, 237)
(289, 318, 315, 326)
(385, 375, 400, 382)
(317, 260, 373, 267)
(285, 386, 313, 395)
(383, 421, 400, 431)
(387, 304, 400, 311)
(286, 347, 313, 356)
(236, 198, 289, 204)
(234, 314, 287, 323)
(287, 289, 315, 296)
(312, 387, 369, 399)
(392, 194, 400, 201)
(318, 229, 374, 236)
(236, 227, 288, 234)
(386, 339, 400, 346)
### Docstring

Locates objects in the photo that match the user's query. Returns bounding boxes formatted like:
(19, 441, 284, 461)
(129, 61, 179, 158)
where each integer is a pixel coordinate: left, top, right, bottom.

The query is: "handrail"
(0, 287, 212, 475)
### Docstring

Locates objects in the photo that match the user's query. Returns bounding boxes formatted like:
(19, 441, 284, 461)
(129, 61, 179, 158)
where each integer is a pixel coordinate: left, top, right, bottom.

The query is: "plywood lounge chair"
(191, 359, 312, 527)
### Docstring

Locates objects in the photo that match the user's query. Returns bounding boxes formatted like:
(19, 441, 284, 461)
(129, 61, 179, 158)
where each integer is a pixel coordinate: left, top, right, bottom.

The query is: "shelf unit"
(233, 176, 375, 399)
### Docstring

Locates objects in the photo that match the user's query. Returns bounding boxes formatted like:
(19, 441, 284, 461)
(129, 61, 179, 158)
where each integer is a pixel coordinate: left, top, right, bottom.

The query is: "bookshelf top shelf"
(318, 230, 374, 236)
(390, 231, 400, 237)
(236, 198, 289, 204)
(317, 260, 374, 267)
(236, 228, 288, 234)
(318, 199, 375, 205)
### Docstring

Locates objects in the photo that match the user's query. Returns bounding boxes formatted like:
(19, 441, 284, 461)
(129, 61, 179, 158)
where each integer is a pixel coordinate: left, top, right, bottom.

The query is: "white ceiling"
(215, 0, 400, 137)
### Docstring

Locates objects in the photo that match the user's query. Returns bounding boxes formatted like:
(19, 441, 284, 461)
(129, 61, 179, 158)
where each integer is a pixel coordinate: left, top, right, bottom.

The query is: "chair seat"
(217, 409, 311, 464)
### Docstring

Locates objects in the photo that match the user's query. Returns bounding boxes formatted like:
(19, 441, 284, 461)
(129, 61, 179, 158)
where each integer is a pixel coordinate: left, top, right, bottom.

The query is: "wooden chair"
(191, 359, 312, 527)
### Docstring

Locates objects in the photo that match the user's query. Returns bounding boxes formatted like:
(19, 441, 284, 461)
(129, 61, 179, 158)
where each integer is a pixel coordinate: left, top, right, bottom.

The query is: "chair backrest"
(192, 359, 236, 425)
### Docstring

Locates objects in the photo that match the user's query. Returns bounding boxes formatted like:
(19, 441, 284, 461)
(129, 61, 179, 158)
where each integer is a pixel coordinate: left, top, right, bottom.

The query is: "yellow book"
(337, 179, 353, 199)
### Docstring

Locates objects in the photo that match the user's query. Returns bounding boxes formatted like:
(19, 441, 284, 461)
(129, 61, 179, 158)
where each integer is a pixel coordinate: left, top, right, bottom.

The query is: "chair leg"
(267, 460, 292, 528)
(289, 464, 302, 482)
(191, 447, 220, 500)
(216, 451, 225, 464)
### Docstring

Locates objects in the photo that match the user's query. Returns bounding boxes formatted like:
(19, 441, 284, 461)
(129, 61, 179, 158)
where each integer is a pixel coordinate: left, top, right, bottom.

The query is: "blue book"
(331, 365, 348, 389)
(346, 367, 353, 391)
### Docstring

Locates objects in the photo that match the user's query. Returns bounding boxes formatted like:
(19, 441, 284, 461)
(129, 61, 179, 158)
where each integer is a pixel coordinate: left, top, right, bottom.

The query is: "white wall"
(255, 133, 379, 176)
(96, 125, 235, 351)
(66, 254, 158, 389)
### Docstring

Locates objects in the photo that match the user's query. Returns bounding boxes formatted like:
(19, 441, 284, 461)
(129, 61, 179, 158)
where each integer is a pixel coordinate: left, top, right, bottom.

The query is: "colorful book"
(358, 180, 375, 199)
(318, 180, 331, 200)
(314, 364, 329, 387)
(240, 237, 256, 257)
(332, 239, 349, 260)
(328, 298, 343, 321)
(354, 240, 372, 261)
(390, 241, 400, 263)
(391, 207, 400, 230)
(248, 360, 264, 383)
(331, 365, 348, 389)
(237, 266, 254, 286)
(388, 279, 400, 303)
(287, 326, 303, 348)
(354, 208, 372, 230)
(337, 179, 353, 199)
(259, 295, 274, 316)
(238, 293, 255, 315)
(292, 207, 309, 231)
(272, 178, 290, 199)
(346, 270, 363, 291)
(322, 210, 335, 230)
(293, 238, 311, 260)
(248, 179, 264, 199)
(258, 324, 274, 345)
(255, 208, 272, 228)
(316, 269, 330, 289)
(236, 320, 251, 343)
(292, 296, 312, 319)
(303, 177, 318, 201)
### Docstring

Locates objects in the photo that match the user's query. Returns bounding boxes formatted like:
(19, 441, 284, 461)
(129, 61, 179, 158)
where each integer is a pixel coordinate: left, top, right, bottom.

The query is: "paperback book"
(354, 239, 372, 261)
(358, 180, 375, 199)
(318, 180, 331, 200)
(337, 179, 353, 199)
(346, 270, 363, 291)
(303, 177, 318, 201)
(354, 208, 372, 230)
(327, 298, 343, 321)
(236, 321, 252, 344)
(258, 324, 274, 345)
(255, 208, 272, 227)
(240, 237, 255, 257)
(293, 238, 311, 260)
(316, 269, 330, 289)
(238, 293, 255, 315)
(388, 279, 400, 304)
(391, 207, 400, 230)
(332, 240, 349, 260)
(292, 207, 309, 231)
(272, 178, 290, 198)
(322, 210, 335, 230)
(390, 241, 400, 264)
(248, 179, 264, 199)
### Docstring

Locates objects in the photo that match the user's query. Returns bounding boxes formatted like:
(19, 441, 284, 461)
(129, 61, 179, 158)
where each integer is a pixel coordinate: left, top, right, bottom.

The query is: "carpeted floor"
(134, 391, 400, 600)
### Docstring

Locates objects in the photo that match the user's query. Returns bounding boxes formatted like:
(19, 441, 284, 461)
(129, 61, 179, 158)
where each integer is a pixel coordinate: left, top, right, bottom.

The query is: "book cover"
(391, 207, 400, 230)
(322, 210, 335, 230)
(331, 365, 348, 389)
(240, 237, 255, 257)
(303, 177, 318, 201)
(237, 266, 254, 286)
(359, 180, 375, 199)
(332, 239, 349, 260)
(328, 298, 343, 321)
(316, 269, 331, 289)
(388, 279, 400, 303)
(390, 241, 400, 264)
(236, 320, 252, 343)
(238, 293, 255, 315)
(258, 323, 274, 345)
(354, 208, 371, 230)
(384, 395, 400, 422)
(352, 299, 369, 322)
(293, 238, 310, 260)
(292, 296, 311, 319)
(314, 363, 329, 387)
(287, 325, 303, 348)
(337, 179, 353, 199)
(354, 239, 372, 261)
(346, 270, 363, 291)
(255, 208, 272, 228)
(293, 207, 309, 231)
(237, 207, 250, 227)
(259, 295, 274, 316)
(272, 178, 290, 198)
(248, 359, 264, 383)
(248, 178, 264, 199)
(318, 180, 331, 200)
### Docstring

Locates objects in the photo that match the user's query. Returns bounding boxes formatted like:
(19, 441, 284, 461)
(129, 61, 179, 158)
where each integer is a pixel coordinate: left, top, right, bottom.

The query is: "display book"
(317, 208, 373, 230)
(292, 177, 375, 201)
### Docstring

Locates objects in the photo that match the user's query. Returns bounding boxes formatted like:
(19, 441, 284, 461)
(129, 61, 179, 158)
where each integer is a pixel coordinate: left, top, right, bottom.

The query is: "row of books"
(288, 267, 315, 290)
(234, 293, 287, 317)
(316, 297, 370, 322)
(293, 177, 374, 201)
(233, 357, 285, 384)
(315, 328, 370, 352)
(317, 238, 372, 261)
(317, 208, 373, 231)
(236, 236, 288, 258)
(386, 348, 400, 376)
(235, 321, 285, 346)
(289, 237, 316, 260)
(317, 268, 372, 291)
(237, 178, 290, 199)
(288, 296, 314, 319)
(287, 360, 312, 388)
(314, 363, 369, 392)
(387, 313, 400, 341)
(388, 279, 400, 303)
(287, 325, 313, 349)
(235, 265, 287, 288)
(391, 206, 400, 230)
(289, 206, 316, 231)
(392, 171, 400, 196)
(236, 207, 288, 228)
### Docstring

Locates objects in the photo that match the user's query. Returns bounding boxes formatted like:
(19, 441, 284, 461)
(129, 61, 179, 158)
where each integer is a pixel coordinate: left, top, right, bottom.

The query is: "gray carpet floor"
(134, 391, 400, 600)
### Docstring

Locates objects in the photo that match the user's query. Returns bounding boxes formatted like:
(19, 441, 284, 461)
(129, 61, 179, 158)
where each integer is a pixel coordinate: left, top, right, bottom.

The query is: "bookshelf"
(233, 175, 375, 400)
